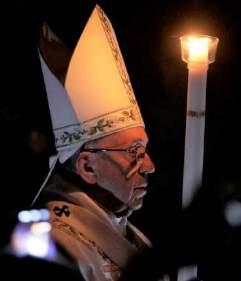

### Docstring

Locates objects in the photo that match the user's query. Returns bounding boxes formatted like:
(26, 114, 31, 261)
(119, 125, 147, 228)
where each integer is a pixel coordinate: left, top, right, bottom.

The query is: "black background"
(2, 1, 241, 265)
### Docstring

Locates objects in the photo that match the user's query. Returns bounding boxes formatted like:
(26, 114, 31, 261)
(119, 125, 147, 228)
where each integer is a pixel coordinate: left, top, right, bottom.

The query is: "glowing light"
(12, 209, 56, 260)
(18, 211, 32, 223)
(39, 209, 50, 220)
(25, 235, 49, 258)
(11, 223, 56, 259)
(225, 200, 241, 227)
(18, 209, 49, 223)
(180, 35, 219, 64)
(29, 209, 41, 222)
(31, 222, 51, 235)
(187, 37, 209, 63)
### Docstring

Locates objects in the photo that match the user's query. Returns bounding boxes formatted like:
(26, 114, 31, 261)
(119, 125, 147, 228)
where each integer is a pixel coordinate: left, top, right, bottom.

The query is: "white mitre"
(62, 5, 144, 161)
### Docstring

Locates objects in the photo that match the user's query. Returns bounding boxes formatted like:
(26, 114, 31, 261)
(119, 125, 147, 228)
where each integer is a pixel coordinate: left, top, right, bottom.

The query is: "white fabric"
(39, 53, 83, 163)
(40, 5, 144, 164)
(36, 4, 145, 206)
(65, 5, 143, 122)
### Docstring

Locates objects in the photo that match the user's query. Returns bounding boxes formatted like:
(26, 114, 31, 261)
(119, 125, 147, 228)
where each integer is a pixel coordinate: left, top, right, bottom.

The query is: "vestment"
(45, 174, 151, 281)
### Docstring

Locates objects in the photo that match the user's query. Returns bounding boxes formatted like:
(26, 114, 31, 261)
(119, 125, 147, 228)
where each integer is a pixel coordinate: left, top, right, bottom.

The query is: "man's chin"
(114, 196, 144, 217)
(118, 200, 143, 217)
(129, 197, 144, 210)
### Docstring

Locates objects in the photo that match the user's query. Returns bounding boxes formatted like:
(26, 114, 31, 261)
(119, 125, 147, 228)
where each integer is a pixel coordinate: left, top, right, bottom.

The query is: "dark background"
(2, 1, 241, 270)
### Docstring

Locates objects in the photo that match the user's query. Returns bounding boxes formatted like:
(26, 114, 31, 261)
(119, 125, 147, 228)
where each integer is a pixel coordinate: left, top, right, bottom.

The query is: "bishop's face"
(85, 127, 155, 216)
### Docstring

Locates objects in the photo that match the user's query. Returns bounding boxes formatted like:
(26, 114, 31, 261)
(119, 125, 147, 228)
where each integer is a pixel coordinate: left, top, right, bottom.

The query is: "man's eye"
(136, 152, 146, 161)
(128, 146, 138, 154)
(128, 145, 146, 161)
(129, 149, 137, 155)
(128, 151, 137, 160)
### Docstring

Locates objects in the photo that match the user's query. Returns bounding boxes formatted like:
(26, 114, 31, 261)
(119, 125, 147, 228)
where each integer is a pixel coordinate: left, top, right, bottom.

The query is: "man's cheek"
(121, 185, 134, 203)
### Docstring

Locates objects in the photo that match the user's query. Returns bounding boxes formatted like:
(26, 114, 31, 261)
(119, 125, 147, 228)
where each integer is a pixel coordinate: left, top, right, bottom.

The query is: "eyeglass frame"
(82, 143, 148, 163)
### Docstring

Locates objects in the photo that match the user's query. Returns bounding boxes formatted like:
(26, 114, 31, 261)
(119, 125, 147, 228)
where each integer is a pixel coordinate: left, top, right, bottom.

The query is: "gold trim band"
(187, 110, 205, 117)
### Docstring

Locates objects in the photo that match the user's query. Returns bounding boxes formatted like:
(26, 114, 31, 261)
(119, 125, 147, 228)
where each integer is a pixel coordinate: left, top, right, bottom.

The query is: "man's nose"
(140, 153, 155, 175)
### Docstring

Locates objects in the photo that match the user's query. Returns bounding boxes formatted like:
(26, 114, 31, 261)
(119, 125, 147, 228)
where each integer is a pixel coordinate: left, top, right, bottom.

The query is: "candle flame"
(180, 35, 219, 64)
(187, 37, 209, 63)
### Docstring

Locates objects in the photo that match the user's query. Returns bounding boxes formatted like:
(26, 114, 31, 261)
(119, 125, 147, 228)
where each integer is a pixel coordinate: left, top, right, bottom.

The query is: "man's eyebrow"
(132, 139, 148, 145)
(88, 138, 148, 149)
(116, 140, 147, 147)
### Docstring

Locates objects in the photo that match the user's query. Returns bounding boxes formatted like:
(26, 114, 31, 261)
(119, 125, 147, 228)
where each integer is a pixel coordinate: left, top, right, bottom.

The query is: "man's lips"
(136, 182, 148, 188)
(134, 186, 147, 199)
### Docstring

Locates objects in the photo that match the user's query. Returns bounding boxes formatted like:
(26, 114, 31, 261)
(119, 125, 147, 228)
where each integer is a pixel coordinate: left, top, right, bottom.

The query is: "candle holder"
(180, 35, 219, 207)
(180, 35, 219, 64)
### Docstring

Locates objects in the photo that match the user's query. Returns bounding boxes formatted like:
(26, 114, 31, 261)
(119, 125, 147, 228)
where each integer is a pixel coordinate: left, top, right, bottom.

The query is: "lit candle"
(180, 35, 219, 207)
(188, 37, 209, 63)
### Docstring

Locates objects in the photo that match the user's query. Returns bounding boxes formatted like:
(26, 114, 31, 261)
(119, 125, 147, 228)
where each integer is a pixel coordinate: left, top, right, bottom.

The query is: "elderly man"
(35, 5, 155, 281)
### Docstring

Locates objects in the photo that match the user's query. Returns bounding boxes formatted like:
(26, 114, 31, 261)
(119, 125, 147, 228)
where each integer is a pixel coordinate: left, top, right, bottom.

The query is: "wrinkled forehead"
(87, 127, 148, 148)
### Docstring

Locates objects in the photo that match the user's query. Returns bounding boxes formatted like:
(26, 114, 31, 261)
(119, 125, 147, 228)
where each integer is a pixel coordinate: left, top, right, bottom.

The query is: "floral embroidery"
(55, 125, 86, 147)
(97, 6, 136, 105)
(52, 217, 121, 280)
(87, 118, 113, 136)
(54, 107, 143, 148)
(53, 7, 145, 151)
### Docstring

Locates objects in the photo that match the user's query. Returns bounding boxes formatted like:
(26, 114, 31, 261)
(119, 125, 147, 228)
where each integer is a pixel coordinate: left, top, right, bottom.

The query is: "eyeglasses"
(82, 143, 147, 164)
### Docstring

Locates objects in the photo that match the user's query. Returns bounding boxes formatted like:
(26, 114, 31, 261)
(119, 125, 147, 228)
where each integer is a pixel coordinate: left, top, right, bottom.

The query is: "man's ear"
(75, 152, 97, 184)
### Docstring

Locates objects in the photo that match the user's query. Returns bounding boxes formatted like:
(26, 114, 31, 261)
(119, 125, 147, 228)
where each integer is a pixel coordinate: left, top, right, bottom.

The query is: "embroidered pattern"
(54, 107, 143, 148)
(52, 218, 108, 258)
(97, 6, 136, 105)
(53, 205, 71, 217)
(52, 6, 144, 151)
(52, 218, 121, 280)
(187, 110, 205, 117)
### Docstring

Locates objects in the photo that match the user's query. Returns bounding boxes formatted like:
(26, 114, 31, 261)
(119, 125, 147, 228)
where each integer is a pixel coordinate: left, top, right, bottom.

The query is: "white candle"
(178, 34, 218, 281)
(183, 62, 208, 207)
(180, 35, 219, 207)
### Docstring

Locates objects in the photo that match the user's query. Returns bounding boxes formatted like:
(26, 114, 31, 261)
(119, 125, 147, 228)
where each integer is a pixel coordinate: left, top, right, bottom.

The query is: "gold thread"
(187, 110, 205, 117)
